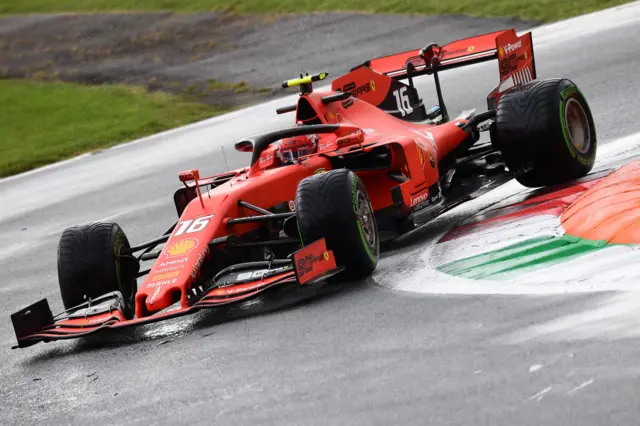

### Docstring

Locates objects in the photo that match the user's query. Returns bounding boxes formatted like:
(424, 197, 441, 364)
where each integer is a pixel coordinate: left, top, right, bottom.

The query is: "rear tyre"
(495, 78, 596, 187)
(57, 222, 138, 318)
(296, 169, 379, 278)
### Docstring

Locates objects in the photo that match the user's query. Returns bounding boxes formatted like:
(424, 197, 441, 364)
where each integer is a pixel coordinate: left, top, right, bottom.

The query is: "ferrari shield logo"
(324, 252, 330, 261)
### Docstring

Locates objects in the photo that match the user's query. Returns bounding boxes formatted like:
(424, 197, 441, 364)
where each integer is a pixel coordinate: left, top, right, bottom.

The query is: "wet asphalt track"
(3, 4, 640, 425)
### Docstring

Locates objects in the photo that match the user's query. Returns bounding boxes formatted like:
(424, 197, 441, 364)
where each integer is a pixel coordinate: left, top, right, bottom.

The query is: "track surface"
(2, 4, 640, 424)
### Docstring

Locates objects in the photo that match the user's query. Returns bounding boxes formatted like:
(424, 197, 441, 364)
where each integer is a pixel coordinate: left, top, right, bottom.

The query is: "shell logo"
(166, 238, 198, 257)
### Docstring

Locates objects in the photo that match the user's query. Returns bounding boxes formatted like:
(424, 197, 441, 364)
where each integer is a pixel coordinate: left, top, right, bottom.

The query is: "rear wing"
(335, 28, 536, 116)
(362, 29, 508, 78)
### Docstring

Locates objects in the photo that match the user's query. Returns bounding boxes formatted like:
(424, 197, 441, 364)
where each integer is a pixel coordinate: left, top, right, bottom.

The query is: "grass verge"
(0, 79, 227, 177)
(0, 0, 634, 21)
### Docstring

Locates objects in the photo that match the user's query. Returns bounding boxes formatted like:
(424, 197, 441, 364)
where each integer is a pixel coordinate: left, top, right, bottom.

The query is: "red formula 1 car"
(11, 28, 597, 348)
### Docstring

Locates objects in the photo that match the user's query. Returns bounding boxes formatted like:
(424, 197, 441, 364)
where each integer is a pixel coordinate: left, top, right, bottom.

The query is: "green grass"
(0, 0, 634, 21)
(0, 79, 227, 177)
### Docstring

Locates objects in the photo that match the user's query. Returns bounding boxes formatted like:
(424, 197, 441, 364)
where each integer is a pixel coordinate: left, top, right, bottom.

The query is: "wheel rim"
(564, 98, 591, 154)
(356, 190, 377, 249)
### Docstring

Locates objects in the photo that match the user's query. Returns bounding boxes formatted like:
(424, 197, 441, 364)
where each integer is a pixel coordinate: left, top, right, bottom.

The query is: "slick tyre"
(57, 222, 138, 318)
(296, 169, 379, 279)
(495, 78, 596, 187)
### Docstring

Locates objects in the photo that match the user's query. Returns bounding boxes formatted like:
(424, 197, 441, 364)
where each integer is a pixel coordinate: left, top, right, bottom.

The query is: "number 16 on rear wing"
(332, 28, 536, 121)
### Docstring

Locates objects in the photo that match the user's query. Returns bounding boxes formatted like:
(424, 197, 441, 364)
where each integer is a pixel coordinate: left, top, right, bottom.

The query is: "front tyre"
(296, 169, 379, 278)
(495, 78, 596, 187)
(57, 222, 138, 318)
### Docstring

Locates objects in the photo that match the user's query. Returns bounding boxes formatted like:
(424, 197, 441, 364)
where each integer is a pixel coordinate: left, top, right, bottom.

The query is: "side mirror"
(235, 140, 254, 153)
(179, 169, 200, 182)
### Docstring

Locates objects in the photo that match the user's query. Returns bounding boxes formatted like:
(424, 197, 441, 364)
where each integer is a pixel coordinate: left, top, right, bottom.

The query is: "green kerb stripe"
(437, 235, 607, 279)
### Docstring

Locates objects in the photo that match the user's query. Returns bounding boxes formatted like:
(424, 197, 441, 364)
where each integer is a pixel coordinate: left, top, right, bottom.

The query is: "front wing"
(11, 239, 341, 348)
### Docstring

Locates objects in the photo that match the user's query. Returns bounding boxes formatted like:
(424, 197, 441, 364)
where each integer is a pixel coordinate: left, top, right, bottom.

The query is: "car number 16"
(175, 215, 215, 236)
(393, 87, 414, 117)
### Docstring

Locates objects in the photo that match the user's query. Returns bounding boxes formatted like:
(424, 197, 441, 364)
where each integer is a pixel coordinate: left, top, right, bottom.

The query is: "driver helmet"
(277, 134, 318, 164)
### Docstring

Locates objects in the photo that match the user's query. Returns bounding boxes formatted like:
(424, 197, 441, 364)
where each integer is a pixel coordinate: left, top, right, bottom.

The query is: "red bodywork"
(11, 28, 537, 348)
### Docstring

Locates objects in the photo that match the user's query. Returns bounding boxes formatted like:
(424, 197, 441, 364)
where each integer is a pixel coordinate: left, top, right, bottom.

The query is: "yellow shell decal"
(166, 238, 199, 257)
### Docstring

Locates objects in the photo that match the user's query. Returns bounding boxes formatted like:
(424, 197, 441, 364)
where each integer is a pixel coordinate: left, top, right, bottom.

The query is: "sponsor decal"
(146, 278, 178, 289)
(235, 266, 290, 282)
(152, 271, 180, 282)
(441, 47, 469, 57)
(341, 98, 354, 109)
(342, 82, 356, 94)
(288, 200, 296, 211)
(502, 40, 522, 55)
(337, 130, 365, 147)
(259, 153, 273, 166)
(225, 282, 265, 295)
(342, 80, 375, 98)
(499, 53, 526, 78)
(468, 45, 475, 52)
(314, 168, 327, 175)
(165, 238, 198, 258)
(149, 286, 161, 304)
(296, 253, 329, 279)
(155, 265, 184, 273)
(410, 193, 430, 208)
(410, 186, 441, 211)
(157, 258, 189, 268)
(293, 239, 336, 285)
(191, 250, 208, 281)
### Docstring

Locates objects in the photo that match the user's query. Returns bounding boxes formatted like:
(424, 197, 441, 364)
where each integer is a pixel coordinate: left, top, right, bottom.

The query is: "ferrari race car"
(11, 28, 596, 348)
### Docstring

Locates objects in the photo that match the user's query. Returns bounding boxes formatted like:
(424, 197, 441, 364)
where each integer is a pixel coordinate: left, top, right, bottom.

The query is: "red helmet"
(277, 134, 318, 164)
